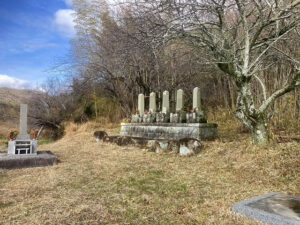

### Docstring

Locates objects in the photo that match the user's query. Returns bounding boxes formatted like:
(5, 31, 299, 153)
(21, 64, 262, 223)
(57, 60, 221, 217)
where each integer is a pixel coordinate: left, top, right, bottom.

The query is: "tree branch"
(258, 71, 300, 113)
(253, 74, 267, 100)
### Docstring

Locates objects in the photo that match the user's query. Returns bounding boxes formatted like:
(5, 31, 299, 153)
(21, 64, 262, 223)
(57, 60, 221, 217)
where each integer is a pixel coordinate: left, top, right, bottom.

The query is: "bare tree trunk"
(234, 80, 269, 145)
(252, 117, 269, 145)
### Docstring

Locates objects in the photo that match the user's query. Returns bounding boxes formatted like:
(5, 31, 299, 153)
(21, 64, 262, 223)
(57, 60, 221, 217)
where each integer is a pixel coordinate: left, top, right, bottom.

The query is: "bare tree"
(71, 0, 204, 115)
(67, 0, 300, 143)
(127, 0, 300, 144)
(28, 77, 75, 139)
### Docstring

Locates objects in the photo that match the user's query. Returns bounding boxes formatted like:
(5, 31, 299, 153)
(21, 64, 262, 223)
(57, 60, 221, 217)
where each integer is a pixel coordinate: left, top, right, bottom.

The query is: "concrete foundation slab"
(232, 192, 300, 225)
(120, 123, 218, 140)
(0, 151, 57, 169)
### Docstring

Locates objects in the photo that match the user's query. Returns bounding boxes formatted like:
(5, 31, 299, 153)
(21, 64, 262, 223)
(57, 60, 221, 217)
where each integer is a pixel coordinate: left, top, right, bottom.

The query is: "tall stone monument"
(162, 91, 170, 114)
(8, 104, 37, 155)
(138, 94, 145, 116)
(0, 103, 58, 169)
(193, 87, 201, 111)
(149, 92, 156, 113)
(17, 104, 30, 140)
(176, 89, 184, 111)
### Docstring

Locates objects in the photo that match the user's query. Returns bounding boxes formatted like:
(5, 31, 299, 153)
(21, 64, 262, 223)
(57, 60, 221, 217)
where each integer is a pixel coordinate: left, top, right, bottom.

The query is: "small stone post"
(17, 104, 30, 140)
(176, 89, 184, 111)
(162, 91, 170, 114)
(138, 94, 145, 116)
(149, 92, 156, 113)
(193, 87, 201, 111)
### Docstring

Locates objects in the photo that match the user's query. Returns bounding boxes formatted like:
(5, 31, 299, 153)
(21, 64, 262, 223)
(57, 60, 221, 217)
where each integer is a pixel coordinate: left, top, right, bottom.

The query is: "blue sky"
(0, 0, 76, 89)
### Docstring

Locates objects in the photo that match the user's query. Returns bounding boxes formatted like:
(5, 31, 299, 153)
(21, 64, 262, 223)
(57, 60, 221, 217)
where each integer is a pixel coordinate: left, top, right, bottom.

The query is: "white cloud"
(54, 9, 76, 37)
(0, 74, 31, 89)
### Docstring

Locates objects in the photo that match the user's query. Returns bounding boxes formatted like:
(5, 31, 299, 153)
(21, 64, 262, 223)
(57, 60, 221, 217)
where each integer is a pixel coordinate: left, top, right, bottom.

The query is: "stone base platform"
(0, 151, 57, 170)
(120, 123, 218, 140)
(232, 192, 300, 225)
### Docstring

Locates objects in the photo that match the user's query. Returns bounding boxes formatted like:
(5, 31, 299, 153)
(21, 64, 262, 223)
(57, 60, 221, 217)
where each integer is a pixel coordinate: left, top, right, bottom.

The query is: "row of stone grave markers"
(131, 87, 207, 123)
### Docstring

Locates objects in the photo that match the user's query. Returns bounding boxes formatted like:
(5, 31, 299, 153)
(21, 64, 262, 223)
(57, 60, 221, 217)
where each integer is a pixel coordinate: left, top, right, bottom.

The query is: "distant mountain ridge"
(0, 87, 38, 121)
(0, 87, 37, 104)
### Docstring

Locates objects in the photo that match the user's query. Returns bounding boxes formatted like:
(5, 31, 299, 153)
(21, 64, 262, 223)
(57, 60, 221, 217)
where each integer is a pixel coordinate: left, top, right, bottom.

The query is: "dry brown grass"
(0, 121, 299, 224)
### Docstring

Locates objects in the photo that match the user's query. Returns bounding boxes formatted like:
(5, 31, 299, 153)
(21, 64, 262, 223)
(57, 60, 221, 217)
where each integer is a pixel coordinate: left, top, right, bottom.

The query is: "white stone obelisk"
(193, 87, 201, 111)
(138, 94, 145, 116)
(176, 89, 184, 111)
(149, 92, 156, 113)
(17, 104, 30, 140)
(162, 91, 170, 114)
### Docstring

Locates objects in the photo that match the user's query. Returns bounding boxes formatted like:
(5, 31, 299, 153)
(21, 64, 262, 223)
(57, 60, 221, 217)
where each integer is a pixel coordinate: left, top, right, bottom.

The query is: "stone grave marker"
(162, 91, 169, 114)
(1, 104, 58, 169)
(176, 89, 184, 111)
(149, 92, 156, 113)
(138, 94, 145, 116)
(17, 104, 30, 140)
(193, 87, 201, 111)
(8, 104, 36, 155)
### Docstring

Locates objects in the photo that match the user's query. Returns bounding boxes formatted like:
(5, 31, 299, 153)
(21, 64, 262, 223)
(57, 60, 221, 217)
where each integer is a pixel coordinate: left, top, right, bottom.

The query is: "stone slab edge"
(121, 123, 218, 128)
(0, 151, 57, 170)
(232, 192, 300, 225)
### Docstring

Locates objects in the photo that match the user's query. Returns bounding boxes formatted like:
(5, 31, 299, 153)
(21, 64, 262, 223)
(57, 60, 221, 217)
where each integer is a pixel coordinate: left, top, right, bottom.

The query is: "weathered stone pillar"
(193, 87, 201, 111)
(162, 91, 170, 114)
(138, 94, 145, 116)
(17, 104, 30, 140)
(149, 92, 156, 113)
(176, 89, 184, 111)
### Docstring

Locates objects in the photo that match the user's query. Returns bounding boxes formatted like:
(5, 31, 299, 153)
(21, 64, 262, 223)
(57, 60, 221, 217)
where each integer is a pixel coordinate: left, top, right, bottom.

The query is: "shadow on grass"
(0, 202, 14, 209)
(38, 138, 54, 145)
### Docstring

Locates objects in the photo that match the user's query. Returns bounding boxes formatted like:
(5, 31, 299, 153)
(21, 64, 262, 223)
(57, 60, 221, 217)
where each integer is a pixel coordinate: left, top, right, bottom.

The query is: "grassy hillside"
(0, 87, 36, 104)
(0, 87, 38, 142)
(0, 87, 37, 119)
(0, 122, 298, 224)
